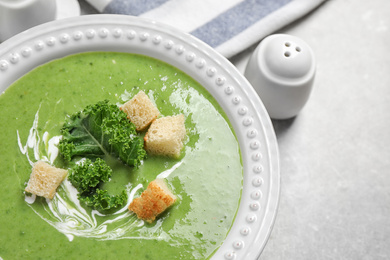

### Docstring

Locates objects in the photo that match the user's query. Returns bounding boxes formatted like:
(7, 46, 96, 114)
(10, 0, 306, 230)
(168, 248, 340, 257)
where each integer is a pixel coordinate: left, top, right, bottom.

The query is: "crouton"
(25, 161, 68, 199)
(144, 114, 186, 158)
(120, 90, 160, 131)
(129, 178, 176, 223)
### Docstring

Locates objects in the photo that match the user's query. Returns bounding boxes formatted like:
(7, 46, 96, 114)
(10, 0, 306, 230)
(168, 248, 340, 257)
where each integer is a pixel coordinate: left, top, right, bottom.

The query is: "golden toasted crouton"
(25, 161, 68, 199)
(120, 90, 160, 131)
(144, 114, 186, 158)
(129, 179, 176, 223)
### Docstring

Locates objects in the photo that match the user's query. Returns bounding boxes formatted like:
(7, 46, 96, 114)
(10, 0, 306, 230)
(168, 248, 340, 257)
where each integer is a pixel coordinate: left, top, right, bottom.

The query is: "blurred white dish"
(0, 0, 79, 42)
(0, 15, 279, 260)
(56, 0, 80, 20)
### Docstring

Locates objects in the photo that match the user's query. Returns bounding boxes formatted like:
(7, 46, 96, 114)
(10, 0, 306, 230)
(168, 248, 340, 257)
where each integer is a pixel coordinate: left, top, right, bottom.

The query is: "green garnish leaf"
(59, 100, 146, 168)
(59, 100, 148, 212)
(68, 158, 112, 194)
(68, 158, 127, 211)
(80, 189, 128, 212)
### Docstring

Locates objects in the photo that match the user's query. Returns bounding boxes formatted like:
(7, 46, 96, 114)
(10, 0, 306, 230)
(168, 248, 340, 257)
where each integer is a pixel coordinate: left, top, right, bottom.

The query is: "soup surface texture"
(0, 52, 242, 260)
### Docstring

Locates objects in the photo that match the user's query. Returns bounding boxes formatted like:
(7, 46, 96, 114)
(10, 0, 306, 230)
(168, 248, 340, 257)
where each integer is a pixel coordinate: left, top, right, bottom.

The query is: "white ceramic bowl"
(0, 15, 279, 260)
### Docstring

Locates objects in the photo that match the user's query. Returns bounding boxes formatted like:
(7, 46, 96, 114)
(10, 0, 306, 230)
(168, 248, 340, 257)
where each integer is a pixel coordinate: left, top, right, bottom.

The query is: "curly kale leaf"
(59, 100, 146, 168)
(68, 158, 112, 194)
(68, 158, 127, 211)
(80, 189, 128, 212)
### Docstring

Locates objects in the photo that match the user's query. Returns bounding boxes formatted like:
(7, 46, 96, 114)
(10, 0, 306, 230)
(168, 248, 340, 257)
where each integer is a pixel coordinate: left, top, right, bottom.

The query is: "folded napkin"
(85, 0, 325, 58)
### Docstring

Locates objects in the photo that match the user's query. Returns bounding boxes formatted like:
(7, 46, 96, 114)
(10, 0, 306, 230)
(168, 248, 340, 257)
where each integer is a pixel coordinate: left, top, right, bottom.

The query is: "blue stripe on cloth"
(190, 0, 293, 48)
(103, 0, 170, 16)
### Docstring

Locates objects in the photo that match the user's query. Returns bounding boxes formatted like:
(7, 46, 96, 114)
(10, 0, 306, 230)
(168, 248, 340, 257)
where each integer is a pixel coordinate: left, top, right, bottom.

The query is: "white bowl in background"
(0, 0, 80, 42)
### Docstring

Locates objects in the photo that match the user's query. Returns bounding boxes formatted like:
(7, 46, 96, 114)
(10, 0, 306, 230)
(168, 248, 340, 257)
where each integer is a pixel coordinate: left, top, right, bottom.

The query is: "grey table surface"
(79, 0, 390, 259)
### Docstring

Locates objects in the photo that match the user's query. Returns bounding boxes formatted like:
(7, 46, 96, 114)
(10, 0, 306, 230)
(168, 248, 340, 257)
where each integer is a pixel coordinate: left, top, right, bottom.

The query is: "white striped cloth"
(85, 0, 325, 58)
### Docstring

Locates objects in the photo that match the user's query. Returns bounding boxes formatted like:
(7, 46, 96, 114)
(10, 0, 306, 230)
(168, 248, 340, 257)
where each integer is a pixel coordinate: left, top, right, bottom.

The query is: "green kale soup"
(0, 52, 243, 260)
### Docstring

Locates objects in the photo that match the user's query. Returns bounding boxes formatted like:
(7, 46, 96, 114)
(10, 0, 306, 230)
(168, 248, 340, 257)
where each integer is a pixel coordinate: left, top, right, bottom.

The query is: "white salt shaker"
(0, 0, 57, 42)
(244, 34, 316, 120)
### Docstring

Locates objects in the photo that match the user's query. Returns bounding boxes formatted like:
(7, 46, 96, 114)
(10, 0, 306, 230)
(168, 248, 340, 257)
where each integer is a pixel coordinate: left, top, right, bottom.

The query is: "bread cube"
(129, 178, 176, 223)
(144, 114, 186, 158)
(25, 161, 68, 199)
(120, 90, 160, 131)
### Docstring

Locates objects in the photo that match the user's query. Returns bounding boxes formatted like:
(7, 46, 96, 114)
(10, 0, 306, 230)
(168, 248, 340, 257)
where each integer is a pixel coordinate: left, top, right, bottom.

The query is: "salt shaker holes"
(284, 41, 302, 57)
